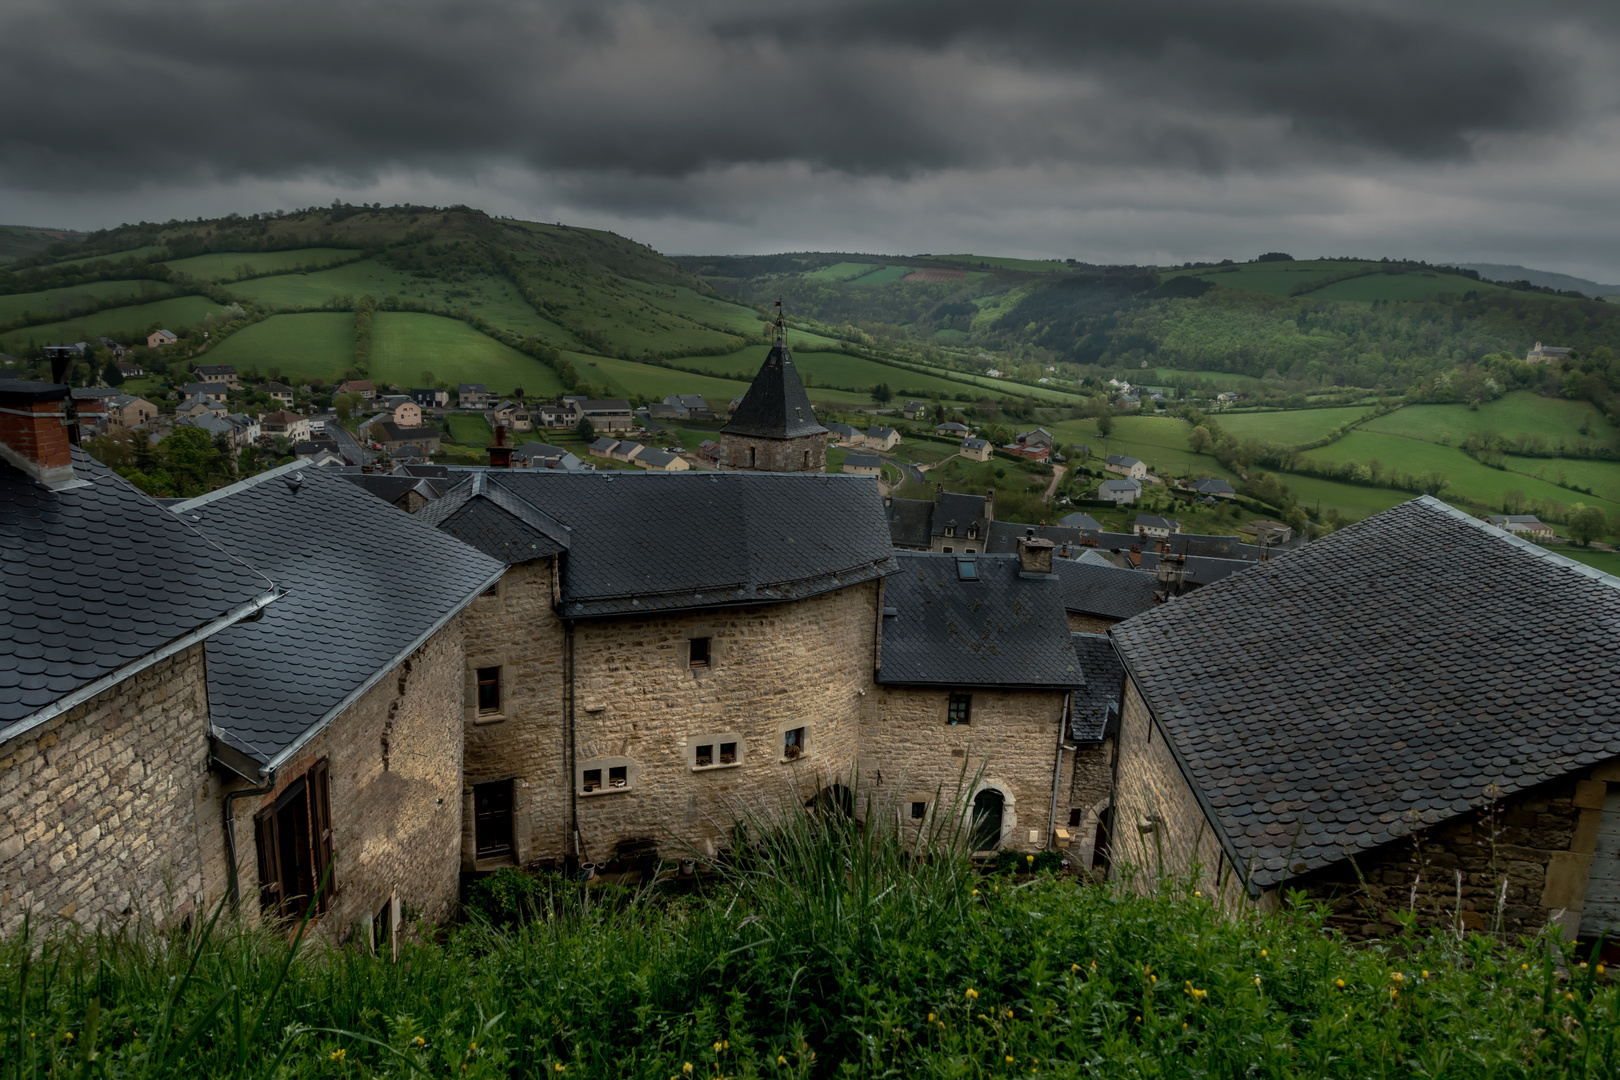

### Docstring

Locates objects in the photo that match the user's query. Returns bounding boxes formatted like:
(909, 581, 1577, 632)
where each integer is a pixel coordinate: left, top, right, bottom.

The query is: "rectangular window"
(947, 693, 972, 726)
(608, 766, 628, 788)
(957, 559, 978, 580)
(783, 727, 806, 759)
(720, 741, 737, 765)
(253, 759, 334, 919)
(473, 780, 514, 859)
(942, 546, 954, 554)
(695, 744, 714, 767)
(911, 800, 928, 820)
(476, 667, 502, 715)
(583, 768, 602, 792)
(689, 637, 711, 668)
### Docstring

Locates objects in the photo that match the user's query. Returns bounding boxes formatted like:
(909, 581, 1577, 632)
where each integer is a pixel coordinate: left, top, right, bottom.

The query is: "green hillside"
(202, 313, 355, 380)
(0, 224, 84, 264)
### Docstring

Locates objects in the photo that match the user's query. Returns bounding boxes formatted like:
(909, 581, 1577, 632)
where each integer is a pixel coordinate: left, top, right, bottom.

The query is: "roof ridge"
(172, 458, 320, 510)
(1413, 494, 1620, 592)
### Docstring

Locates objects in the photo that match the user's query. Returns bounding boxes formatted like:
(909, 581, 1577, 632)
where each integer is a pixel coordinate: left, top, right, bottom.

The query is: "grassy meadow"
(674, 347, 992, 400)
(1, 295, 222, 352)
(1360, 393, 1616, 447)
(372, 313, 567, 396)
(159, 248, 361, 281)
(803, 261, 880, 281)
(203, 313, 355, 380)
(1304, 271, 1506, 303)
(1215, 406, 1371, 446)
(0, 279, 177, 324)
(1052, 415, 1241, 484)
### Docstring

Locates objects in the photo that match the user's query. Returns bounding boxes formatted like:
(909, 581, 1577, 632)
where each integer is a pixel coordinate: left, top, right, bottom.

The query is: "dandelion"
(1260, 949, 1268, 959)
(1565, 992, 1576, 1002)
(937, 1022, 945, 1030)
(971, 889, 980, 897)
(413, 1037, 425, 1048)
(713, 1043, 723, 1053)
(1005, 1009, 1014, 1019)
(1194, 890, 1202, 897)
(1026, 855, 1035, 865)
(1254, 977, 1262, 987)
(1599, 964, 1607, 976)
(1335, 979, 1345, 989)
(684, 1064, 694, 1076)
(1070, 964, 1080, 974)
(1182, 1023, 1188, 1030)
(1150, 975, 1157, 984)
(777, 1057, 787, 1066)
(1006, 1056, 1016, 1064)
(63, 1032, 74, 1042)
(965, 987, 979, 1000)
(554, 1065, 566, 1074)
(928, 1012, 936, 1022)
(1422, 970, 1430, 980)
(329, 1049, 346, 1062)
(723, 1041, 729, 1051)
(1521, 963, 1530, 971)
(1390, 972, 1404, 984)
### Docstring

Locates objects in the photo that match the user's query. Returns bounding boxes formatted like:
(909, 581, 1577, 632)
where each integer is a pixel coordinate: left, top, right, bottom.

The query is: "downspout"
(566, 616, 578, 865)
(222, 779, 273, 909)
(1047, 692, 1071, 850)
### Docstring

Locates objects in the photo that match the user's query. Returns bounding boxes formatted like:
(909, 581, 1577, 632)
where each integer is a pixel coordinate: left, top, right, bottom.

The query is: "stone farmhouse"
(1110, 496, 1620, 940)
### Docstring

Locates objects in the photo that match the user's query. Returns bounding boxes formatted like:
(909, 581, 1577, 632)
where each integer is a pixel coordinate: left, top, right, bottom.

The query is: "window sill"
(475, 713, 507, 725)
(580, 785, 633, 797)
(779, 754, 811, 765)
(473, 854, 515, 871)
(690, 761, 741, 773)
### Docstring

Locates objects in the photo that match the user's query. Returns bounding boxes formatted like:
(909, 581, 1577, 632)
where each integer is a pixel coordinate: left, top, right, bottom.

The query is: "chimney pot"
(0, 379, 78, 488)
(1016, 534, 1055, 576)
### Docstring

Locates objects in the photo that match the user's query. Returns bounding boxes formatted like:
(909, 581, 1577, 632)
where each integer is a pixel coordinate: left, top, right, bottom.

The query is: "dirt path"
(1045, 464, 1066, 499)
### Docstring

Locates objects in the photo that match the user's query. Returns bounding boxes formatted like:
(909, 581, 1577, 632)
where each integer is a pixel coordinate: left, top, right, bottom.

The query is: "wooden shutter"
(310, 758, 335, 906)
(254, 808, 283, 913)
(1580, 786, 1620, 939)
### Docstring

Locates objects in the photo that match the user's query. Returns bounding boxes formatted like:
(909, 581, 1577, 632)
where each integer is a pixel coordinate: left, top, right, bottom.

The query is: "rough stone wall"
(859, 685, 1067, 852)
(720, 432, 826, 473)
(1067, 613, 1116, 634)
(1110, 676, 1239, 900)
(460, 558, 566, 867)
(567, 582, 879, 863)
(1291, 762, 1619, 940)
(0, 646, 221, 937)
(226, 619, 467, 939)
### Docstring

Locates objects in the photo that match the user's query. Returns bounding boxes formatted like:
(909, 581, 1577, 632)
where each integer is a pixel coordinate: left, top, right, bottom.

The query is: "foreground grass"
(3, 813, 1616, 1078)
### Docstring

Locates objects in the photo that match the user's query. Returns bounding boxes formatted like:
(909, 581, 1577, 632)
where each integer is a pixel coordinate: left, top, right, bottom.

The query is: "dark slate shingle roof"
(1052, 557, 1159, 620)
(1, 449, 277, 729)
(172, 464, 502, 768)
(878, 552, 1081, 688)
(886, 496, 934, 549)
(720, 340, 828, 440)
(1111, 496, 1620, 892)
(1070, 633, 1124, 742)
(469, 470, 894, 617)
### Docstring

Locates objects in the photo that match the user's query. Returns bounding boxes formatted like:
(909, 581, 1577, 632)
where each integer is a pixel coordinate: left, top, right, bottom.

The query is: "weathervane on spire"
(774, 298, 785, 344)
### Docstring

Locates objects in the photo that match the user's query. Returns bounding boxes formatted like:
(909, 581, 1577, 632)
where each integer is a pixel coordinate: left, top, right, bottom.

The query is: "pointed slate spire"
(720, 307, 827, 440)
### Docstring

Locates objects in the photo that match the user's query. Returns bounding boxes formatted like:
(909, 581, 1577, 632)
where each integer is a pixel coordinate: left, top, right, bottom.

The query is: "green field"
(0, 279, 176, 324)
(1360, 393, 1615, 446)
(848, 265, 912, 286)
(1303, 431, 1620, 517)
(803, 261, 881, 282)
(1216, 406, 1372, 446)
(934, 254, 1071, 273)
(670, 346, 1002, 400)
(161, 247, 360, 281)
(1278, 473, 1412, 520)
(1303, 271, 1506, 303)
(1052, 415, 1243, 484)
(372, 313, 567, 396)
(445, 413, 494, 446)
(1551, 546, 1620, 572)
(45, 245, 169, 269)
(616, 279, 767, 336)
(203, 313, 355, 379)
(1134, 368, 1266, 387)
(1, 295, 222, 351)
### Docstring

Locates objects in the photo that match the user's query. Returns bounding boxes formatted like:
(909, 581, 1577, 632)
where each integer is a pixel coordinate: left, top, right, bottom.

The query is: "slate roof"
(1136, 550, 1254, 587)
(1110, 496, 1620, 893)
(1058, 512, 1102, 529)
(931, 491, 988, 538)
(512, 442, 584, 470)
(1106, 454, 1141, 467)
(589, 438, 619, 452)
(1070, 633, 1124, 742)
(341, 473, 441, 507)
(877, 552, 1082, 688)
(1100, 478, 1140, 493)
(826, 423, 860, 440)
(1, 446, 277, 733)
(636, 448, 678, 468)
(1132, 514, 1179, 532)
(720, 340, 828, 440)
(842, 454, 883, 469)
(936, 422, 970, 433)
(1190, 477, 1235, 495)
(171, 464, 501, 770)
(417, 470, 572, 564)
(431, 470, 895, 617)
(962, 438, 989, 451)
(886, 496, 934, 549)
(866, 426, 897, 439)
(1052, 557, 1159, 621)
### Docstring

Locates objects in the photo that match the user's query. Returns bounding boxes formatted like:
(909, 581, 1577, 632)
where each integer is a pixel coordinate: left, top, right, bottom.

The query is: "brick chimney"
(488, 422, 512, 468)
(0, 379, 78, 488)
(1016, 529, 1054, 576)
(984, 487, 995, 521)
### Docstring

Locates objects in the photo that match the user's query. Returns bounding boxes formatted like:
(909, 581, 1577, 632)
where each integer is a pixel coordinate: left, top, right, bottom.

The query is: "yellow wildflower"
(927, 1012, 936, 1022)
(713, 1043, 723, 1053)
(1599, 964, 1607, 975)
(413, 1037, 425, 1048)
(1026, 855, 1035, 865)
(63, 1032, 74, 1042)
(1070, 963, 1080, 974)
(965, 987, 979, 1000)
(1150, 974, 1157, 984)
(684, 1064, 694, 1076)
(1260, 949, 1268, 959)
(1521, 963, 1530, 971)
(1254, 977, 1262, 987)
(329, 1049, 346, 1062)
(1194, 890, 1202, 897)
(971, 889, 980, 897)
(937, 1022, 945, 1030)
(777, 1057, 787, 1066)
(1006, 1056, 1016, 1064)
(1335, 979, 1345, 989)
(1390, 971, 1403, 983)
(554, 1066, 566, 1074)
(1005, 1009, 1014, 1019)
(1422, 970, 1430, 980)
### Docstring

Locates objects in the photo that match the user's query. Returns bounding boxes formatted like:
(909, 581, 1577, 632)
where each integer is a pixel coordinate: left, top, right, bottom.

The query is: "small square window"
(689, 637, 711, 668)
(783, 727, 806, 759)
(608, 766, 628, 788)
(695, 744, 714, 767)
(720, 741, 737, 764)
(947, 693, 972, 726)
(957, 560, 978, 580)
(476, 667, 502, 714)
(942, 546, 954, 554)
(910, 800, 927, 820)
(583, 768, 602, 792)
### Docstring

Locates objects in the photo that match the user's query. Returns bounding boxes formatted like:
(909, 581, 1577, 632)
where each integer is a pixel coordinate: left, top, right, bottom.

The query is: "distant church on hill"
(718, 315, 828, 473)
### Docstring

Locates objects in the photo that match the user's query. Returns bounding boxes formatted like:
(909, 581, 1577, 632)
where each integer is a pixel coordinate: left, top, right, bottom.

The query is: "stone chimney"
(1016, 530, 1054, 576)
(488, 422, 512, 468)
(0, 379, 78, 488)
(984, 487, 995, 521)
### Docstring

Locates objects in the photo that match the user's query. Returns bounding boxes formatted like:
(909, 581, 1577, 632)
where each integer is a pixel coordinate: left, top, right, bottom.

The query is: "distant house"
(1097, 478, 1142, 505)
(101, 394, 157, 429)
(663, 394, 713, 420)
(175, 392, 227, 420)
(863, 425, 901, 451)
(1527, 341, 1573, 365)
(1248, 519, 1293, 544)
(337, 379, 376, 399)
(577, 399, 636, 432)
(390, 400, 423, 428)
(1215, 391, 1239, 405)
(489, 401, 531, 432)
(411, 387, 449, 407)
(841, 453, 884, 477)
(260, 409, 312, 443)
(1017, 428, 1055, 449)
(587, 437, 620, 459)
(901, 401, 929, 420)
(634, 447, 691, 472)
(825, 422, 860, 443)
(1118, 394, 1141, 410)
(147, 329, 177, 349)
(1003, 442, 1050, 462)
(537, 400, 580, 429)
(193, 364, 238, 387)
(260, 380, 296, 406)
(697, 439, 722, 463)
(294, 438, 342, 461)
(1485, 514, 1556, 539)
(1105, 454, 1148, 480)
(608, 441, 646, 463)
(1189, 477, 1235, 499)
(182, 381, 231, 404)
(115, 359, 143, 378)
(458, 383, 497, 409)
(1131, 514, 1181, 539)
(960, 437, 992, 462)
(935, 421, 970, 435)
(511, 442, 585, 471)
(1057, 512, 1101, 530)
(373, 421, 441, 455)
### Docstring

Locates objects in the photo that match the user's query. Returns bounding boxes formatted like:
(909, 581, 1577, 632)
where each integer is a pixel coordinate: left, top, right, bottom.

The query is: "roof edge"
(1414, 495, 1620, 591)
(172, 458, 331, 511)
(0, 586, 283, 750)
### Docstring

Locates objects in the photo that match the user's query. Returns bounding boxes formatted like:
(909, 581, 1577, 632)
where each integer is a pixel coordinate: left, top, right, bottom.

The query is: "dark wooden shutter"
(310, 758, 335, 906)
(254, 807, 283, 913)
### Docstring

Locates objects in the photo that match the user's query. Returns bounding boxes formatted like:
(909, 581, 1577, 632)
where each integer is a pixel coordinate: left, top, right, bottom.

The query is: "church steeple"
(718, 302, 828, 472)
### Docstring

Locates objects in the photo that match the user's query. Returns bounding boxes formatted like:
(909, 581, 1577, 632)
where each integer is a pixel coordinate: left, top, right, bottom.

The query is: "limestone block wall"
(461, 558, 566, 868)
(225, 619, 467, 938)
(567, 582, 880, 863)
(0, 646, 220, 937)
(1291, 762, 1619, 941)
(860, 685, 1068, 852)
(720, 432, 826, 473)
(1067, 613, 1116, 634)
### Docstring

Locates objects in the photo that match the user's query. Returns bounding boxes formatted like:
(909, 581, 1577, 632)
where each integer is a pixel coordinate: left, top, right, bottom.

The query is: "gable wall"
(720, 432, 827, 473)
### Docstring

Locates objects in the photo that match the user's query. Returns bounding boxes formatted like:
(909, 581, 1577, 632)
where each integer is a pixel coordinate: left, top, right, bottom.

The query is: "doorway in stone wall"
(970, 788, 1005, 852)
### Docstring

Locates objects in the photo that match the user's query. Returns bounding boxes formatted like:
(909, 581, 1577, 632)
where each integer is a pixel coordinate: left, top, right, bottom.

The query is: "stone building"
(884, 487, 995, 552)
(1109, 496, 1620, 943)
(718, 329, 827, 473)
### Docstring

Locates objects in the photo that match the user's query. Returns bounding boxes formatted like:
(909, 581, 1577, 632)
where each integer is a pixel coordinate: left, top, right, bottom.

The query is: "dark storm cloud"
(0, 0, 1593, 195)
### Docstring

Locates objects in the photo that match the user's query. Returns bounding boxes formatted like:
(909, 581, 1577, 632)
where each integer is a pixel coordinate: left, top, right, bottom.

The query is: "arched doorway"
(970, 788, 1004, 852)
(805, 783, 854, 818)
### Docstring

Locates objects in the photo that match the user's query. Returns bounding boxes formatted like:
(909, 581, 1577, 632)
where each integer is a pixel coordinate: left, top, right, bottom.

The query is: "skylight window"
(957, 559, 979, 581)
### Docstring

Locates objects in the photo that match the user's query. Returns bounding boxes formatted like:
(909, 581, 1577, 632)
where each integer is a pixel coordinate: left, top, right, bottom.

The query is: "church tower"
(719, 313, 827, 473)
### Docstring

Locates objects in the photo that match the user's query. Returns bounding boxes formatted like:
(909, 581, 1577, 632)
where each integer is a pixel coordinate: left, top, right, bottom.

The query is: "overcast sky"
(6, 0, 1620, 281)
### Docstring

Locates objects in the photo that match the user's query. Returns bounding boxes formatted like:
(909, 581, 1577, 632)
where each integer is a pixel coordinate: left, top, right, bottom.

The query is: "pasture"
(1279, 473, 1412, 520)
(1360, 393, 1615, 447)
(616, 279, 767, 336)
(1052, 415, 1243, 484)
(1216, 406, 1371, 446)
(1303, 271, 1507, 303)
(372, 314, 567, 396)
(159, 247, 360, 281)
(445, 413, 494, 446)
(671, 346, 997, 400)
(803, 261, 880, 282)
(933, 254, 1071, 273)
(44, 244, 169, 269)
(0, 279, 176, 325)
(203, 313, 354, 380)
(847, 265, 912, 285)
(1, 295, 222, 352)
